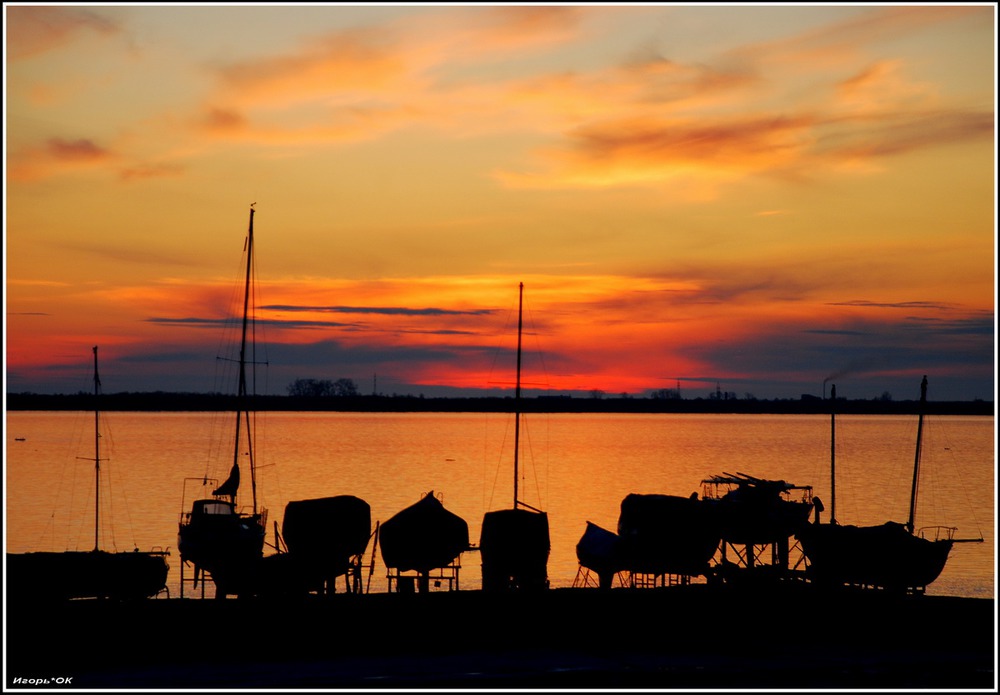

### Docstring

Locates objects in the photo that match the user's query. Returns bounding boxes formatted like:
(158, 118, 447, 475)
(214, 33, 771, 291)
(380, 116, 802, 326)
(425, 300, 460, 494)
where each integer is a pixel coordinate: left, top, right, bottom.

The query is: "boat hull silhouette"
(480, 508, 550, 591)
(379, 492, 468, 574)
(247, 495, 372, 596)
(797, 378, 971, 592)
(479, 284, 551, 592)
(6, 346, 169, 601)
(617, 493, 721, 577)
(797, 521, 953, 590)
(176, 206, 268, 598)
(7, 550, 168, 601)
(281, 495, 372, 571)
(178, 499, 265, 595)
(575, 521, 625, 588)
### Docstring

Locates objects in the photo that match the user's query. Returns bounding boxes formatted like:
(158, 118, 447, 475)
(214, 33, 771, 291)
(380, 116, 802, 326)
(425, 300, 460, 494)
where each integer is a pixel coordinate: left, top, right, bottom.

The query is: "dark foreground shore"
(5, 583, 996, 690)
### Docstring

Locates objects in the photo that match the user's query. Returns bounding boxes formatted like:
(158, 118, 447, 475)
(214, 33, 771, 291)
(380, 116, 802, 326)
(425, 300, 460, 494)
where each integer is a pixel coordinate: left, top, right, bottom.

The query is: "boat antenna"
(830, 384, 837, 525)
(514, 281, 523, 510)
(906, 375, 928, 535)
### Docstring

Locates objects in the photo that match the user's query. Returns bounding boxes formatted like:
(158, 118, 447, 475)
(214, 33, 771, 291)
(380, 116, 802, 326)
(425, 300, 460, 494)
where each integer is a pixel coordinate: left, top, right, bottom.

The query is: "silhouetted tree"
(288, 378, 334, 397)
(650, 388, 681, 400)
(287, 378, 359, 397)
(332, 378, 359, 397)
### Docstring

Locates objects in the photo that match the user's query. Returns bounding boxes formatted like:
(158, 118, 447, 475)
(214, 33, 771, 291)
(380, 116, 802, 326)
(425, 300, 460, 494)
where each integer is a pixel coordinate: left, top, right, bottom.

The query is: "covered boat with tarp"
(617, 493, 721, 577)
(481, 507, 550, 591)
(269, 495, 373, 594)
(575, 521, 625, 589)
(479, 283, 550, 592)
(380, 491, 469, 575)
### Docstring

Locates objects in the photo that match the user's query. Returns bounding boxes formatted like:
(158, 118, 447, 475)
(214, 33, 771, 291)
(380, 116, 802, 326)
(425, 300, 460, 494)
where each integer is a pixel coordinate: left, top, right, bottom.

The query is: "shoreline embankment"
(5, 583, 995, 689)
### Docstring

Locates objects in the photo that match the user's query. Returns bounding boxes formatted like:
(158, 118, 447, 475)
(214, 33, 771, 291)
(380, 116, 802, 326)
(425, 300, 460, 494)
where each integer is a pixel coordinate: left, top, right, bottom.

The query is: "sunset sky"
(4, 3, 996, 402)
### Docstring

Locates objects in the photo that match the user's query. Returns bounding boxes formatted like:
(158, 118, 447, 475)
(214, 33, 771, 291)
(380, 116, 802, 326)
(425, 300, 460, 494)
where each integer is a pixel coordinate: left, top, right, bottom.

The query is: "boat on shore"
(701, 472, 814, 546)
(575, 521, 626, 589)
(6, 346, 169, 601)
(250, 495, 374, 596)
(177, 205, 267, 598)
(380, 491, 469, 592)
(616, 492, 721, 580)
(796, 377, 983, 592)
(479, 282, 550, 591)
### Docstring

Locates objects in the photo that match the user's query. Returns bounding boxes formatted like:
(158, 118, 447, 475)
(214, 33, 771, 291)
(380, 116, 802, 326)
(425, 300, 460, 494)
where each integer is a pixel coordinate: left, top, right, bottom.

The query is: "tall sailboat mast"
(92, 345, 102, 552)
(513, 281, 523, 509)
(906, 375, 928, 535)
(232, 205, 258, 515)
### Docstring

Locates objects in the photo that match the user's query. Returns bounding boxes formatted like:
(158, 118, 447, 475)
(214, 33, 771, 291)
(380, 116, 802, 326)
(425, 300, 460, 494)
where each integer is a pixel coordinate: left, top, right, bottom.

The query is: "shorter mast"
(906, 375, 928, 535)
(513, 281, 523, 510)
(830, 384, 836, 525)
(93, 345, 102, 552)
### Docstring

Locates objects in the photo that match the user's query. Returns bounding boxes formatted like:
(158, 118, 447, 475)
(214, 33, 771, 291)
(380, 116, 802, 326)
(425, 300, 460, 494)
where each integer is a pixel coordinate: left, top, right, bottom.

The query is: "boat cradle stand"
(572, 566, 630, 589)
(711, 537, 810, 584)
(387, 560, 463, 593)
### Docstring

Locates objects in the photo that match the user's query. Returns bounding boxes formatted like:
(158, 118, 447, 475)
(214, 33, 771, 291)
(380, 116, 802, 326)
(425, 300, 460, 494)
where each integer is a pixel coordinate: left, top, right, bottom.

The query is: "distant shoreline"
(5, 391, 995, 415)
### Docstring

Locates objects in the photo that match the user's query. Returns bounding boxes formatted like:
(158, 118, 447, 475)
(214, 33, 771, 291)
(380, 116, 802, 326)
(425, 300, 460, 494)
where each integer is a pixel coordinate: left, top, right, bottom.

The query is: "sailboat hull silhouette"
(797, 377, 962, 592)
(177, 206, 267, 598)
(7, 550, 169, 601)
(6, 346, 169, 601)
(798, 521, 952, 590)
(478, 283, 550, 592)
(480, 508, 550, 591)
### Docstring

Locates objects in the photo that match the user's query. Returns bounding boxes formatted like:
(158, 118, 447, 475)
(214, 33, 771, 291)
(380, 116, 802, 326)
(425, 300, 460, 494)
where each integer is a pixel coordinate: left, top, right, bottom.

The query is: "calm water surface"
(5, 411, 995, 599)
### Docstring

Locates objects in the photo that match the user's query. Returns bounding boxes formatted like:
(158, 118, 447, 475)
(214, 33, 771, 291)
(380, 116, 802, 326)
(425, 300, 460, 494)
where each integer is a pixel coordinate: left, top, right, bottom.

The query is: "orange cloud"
(7, 137, 116, 181)
(47, 137, 111, 161)
(188, 6, 589, 148)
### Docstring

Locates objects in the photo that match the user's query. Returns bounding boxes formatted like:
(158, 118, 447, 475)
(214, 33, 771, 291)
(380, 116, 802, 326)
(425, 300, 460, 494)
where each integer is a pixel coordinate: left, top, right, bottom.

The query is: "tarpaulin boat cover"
(379, 491, 470, 572)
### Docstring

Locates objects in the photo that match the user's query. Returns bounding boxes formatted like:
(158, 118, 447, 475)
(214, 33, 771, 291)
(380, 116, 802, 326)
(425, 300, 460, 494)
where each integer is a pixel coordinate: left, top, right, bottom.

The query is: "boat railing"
(178, 476, 220, 523)
(917, 526, 957, 542)
(700, 474, 813, 504)
(235, 504, 267, 526)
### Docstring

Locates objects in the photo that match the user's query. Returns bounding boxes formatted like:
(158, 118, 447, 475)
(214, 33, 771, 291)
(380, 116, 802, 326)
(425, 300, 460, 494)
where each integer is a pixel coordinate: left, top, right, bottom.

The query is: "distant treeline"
(5, 392, 994, 416)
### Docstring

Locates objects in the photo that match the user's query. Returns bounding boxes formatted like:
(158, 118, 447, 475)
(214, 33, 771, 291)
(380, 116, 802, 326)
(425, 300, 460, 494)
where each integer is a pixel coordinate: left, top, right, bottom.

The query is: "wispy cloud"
(828, 300, 955, 310)
(262, 304, 495, 317)
(8, 137, 116, 181)
(5, 6, 121, 60)
(146, 316, 361, 330)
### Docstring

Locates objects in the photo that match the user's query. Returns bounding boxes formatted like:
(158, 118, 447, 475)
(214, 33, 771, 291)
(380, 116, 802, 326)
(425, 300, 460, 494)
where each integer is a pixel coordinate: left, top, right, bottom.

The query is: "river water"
(5, 410, 994, 599)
